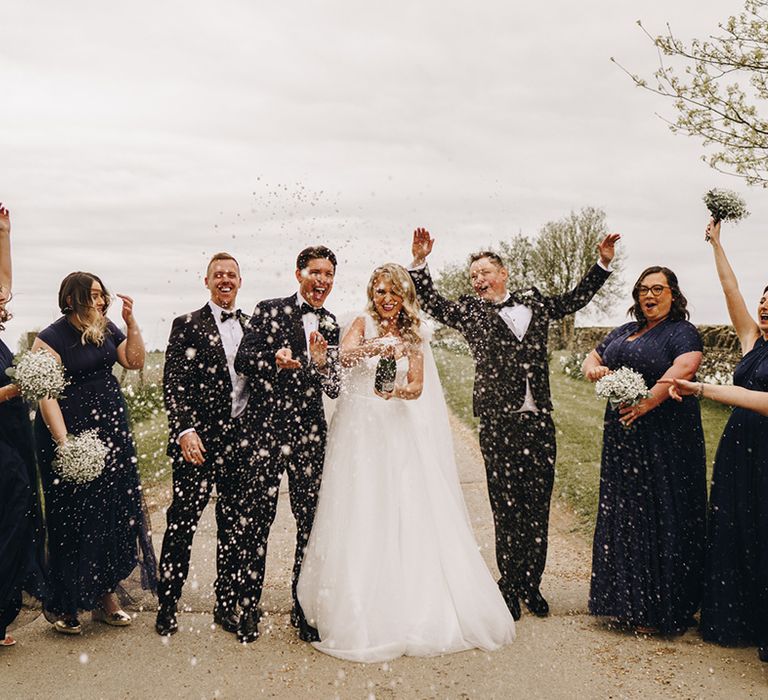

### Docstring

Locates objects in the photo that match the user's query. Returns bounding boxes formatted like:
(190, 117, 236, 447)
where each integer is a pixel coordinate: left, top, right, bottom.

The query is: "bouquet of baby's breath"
(595, 367, 650, 409)
(53, 430, 109, 484)
(703, 189, 749, 240)
(5, 349, 69, 402)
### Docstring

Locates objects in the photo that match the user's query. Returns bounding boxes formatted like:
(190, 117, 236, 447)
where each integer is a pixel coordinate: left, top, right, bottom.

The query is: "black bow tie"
(494, 291, 530, 309)
(220, 309, 241, 322)
(300, 302, 324, 316)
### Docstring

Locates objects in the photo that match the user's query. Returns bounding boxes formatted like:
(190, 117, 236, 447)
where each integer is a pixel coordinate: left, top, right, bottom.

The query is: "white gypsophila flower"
(595, 366, 650, 408)
(703, 189, 749, 224)
(319, 316, 336, 332)
(53, 430, 109, 485)
(5, 349, 69, 403)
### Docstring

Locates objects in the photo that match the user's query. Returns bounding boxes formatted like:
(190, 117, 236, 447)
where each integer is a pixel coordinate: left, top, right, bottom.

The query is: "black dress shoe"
(236, 608, 261, 644)
(155, 603, 178, 636)
(523, 589, 549, 617)
(213, 606, 239, 634)
(501, 591, 521, 621)
(297, 617, 320, 643)
(759, 647, 768, 663)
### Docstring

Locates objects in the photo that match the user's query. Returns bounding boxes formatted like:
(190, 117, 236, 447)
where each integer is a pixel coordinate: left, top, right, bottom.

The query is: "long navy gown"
(700, 337, 768, 648)
(0, 338, 46, 639)
(588, 319, 707, 633)
(34, 317, 157, 616)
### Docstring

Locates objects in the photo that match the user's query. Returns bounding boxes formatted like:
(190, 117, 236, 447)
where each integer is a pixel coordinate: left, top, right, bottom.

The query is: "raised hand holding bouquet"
(5, 348, 69, 402)
(595, 366, 650, 410)
(703, 189, 749, 241)
(52, 429, 110, 484)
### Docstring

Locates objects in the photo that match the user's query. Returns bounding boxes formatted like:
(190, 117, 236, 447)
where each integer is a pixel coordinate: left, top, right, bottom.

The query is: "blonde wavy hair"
(366, 263, 422, 345)
(58, 272, 111, 346)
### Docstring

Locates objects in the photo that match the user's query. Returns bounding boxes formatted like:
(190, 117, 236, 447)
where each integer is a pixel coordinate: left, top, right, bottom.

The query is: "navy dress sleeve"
(36, 323, 61, 353)
(107, 320, 126, 347)
(667, 320, 703, 358)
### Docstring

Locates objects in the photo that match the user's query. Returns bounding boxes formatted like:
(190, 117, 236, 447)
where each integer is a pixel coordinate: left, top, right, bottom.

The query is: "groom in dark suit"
(233, 245, 340, 643)
(155, 252, 251, 636)
(409, 228, 619, 620)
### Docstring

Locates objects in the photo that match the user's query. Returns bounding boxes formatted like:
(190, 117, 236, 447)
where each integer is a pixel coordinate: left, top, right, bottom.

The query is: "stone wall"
(566, 324, 739, 353)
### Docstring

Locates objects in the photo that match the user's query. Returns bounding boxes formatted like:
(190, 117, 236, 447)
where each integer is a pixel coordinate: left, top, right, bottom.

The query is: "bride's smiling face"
(371, 276, 403, 322)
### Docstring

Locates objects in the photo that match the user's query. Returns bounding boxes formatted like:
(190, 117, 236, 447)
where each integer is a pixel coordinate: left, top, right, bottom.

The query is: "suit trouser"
(479, 411, 556, 598)
(157, 419, 244, 611)
(234, 430, 325, 620)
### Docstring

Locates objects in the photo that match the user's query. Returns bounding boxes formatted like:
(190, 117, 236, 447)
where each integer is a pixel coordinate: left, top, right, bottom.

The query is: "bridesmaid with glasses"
(582, 266, 707, 635)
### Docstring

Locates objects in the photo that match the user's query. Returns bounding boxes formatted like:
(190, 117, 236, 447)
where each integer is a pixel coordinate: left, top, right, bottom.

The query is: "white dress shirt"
(495, 293, 538, 413)
(298, 296, 319, 356)
(209, 300, 249, 418)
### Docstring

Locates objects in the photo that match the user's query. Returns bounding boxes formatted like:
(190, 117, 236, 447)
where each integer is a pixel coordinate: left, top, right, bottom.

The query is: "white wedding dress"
(297, 315, 515, 662)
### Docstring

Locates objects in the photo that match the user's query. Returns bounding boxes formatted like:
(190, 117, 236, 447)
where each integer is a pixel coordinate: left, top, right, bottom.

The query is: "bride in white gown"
(297, 263, 515, 663)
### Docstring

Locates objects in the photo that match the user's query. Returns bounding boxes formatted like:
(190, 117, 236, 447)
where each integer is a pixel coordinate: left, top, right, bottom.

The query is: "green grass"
(433, 347, 732, 537)
(116, 351, 171, 488)
(132, 412, 172, 487)
(433, 347, 479, 431)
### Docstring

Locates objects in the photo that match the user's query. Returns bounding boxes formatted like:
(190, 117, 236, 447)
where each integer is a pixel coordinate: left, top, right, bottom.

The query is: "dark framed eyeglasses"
(635, 284, 670, 297)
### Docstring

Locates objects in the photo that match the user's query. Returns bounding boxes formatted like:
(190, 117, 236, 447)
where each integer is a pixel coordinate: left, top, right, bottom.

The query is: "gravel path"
(4, 414, 767, 699)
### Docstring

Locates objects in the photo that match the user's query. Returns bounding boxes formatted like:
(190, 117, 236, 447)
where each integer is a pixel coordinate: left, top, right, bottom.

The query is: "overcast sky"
(1, 0, 763, 350)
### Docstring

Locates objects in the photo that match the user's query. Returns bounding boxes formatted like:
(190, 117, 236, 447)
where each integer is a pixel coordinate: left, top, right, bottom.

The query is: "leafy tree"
(617, 1, 768, 185)
(434, 260, 474, 300)
(497, 234, 537, 290)
(530, 207, 623, 348)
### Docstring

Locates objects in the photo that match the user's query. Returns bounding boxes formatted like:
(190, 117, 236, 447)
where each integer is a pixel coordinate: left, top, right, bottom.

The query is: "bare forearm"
(340, 342, 380, 367)
(650, 355, 701, 408)
(124, 322, 145, 369)
(0, 228, 11, 294)
(701, 383, 768, 416)
(39, 398, 68, 443)
(395, 349, 424, 400)
(392, 379, 423, 400)
(710, 240, 739, 296)
(710, 240, 757, 349)
(0, 383, 19, 403)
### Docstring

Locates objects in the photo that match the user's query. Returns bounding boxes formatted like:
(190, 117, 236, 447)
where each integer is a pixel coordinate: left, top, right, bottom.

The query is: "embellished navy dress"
(700, 337, 768, 648)
(0, 338, 46, 637)
(34, 317, 157, 616)
(588, 320, 707, 632)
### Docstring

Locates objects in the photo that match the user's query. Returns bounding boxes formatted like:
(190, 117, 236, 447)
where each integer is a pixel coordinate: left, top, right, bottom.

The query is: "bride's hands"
(364, 337, 406, 359)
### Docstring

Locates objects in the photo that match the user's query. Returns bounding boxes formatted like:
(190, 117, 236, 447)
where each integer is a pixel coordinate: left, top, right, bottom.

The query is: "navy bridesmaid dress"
(0, 338, 46, 639)
(700, 337, 768, 648)
(588, 319, 707, 633)
(34, 317, 157, 616)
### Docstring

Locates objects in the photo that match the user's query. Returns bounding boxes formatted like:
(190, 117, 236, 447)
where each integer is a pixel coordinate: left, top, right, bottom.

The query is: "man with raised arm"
(409, 227, 619, 620)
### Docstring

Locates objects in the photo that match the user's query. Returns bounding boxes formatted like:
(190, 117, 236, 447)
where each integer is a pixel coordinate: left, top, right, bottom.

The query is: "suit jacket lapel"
(200, 304, 232, 389)
(286, 293, 310, 363)
(484, 301, 523, 343)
